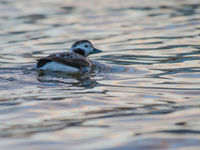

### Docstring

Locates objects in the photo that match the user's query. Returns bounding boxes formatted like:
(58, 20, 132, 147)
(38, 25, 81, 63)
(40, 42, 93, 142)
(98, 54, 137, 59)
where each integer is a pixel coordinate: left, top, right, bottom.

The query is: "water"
(0, 0, 200, 149)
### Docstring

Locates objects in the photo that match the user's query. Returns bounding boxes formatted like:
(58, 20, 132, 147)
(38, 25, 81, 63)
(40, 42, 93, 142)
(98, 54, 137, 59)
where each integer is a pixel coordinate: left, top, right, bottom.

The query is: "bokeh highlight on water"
(0, 0, 200, 149)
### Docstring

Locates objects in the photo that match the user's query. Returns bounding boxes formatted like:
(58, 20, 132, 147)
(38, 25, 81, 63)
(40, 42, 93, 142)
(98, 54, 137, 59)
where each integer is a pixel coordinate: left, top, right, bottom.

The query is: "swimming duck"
(36, 40, 102, 72)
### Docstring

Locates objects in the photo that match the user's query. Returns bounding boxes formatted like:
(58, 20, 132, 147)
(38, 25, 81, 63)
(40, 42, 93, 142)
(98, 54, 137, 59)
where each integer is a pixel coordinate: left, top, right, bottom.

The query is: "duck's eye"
(85, 45, 88, 48)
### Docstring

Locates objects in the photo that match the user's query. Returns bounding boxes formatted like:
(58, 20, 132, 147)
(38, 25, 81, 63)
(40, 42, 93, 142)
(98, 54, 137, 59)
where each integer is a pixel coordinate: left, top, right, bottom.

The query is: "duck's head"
(70, 40, 102, 57)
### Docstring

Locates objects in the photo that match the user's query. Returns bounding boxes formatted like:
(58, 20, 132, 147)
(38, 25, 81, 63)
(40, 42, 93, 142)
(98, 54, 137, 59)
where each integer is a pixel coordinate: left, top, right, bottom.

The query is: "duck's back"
(36, 52, 92, 72)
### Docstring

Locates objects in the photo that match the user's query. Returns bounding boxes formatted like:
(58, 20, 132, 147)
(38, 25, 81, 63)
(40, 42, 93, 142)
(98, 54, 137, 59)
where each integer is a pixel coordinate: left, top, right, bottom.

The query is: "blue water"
(0, 0, 200, 149)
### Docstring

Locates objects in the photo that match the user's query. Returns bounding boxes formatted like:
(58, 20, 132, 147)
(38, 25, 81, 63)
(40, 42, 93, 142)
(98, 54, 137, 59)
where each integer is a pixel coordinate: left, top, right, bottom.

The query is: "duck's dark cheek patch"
(74, 49, 85, 56)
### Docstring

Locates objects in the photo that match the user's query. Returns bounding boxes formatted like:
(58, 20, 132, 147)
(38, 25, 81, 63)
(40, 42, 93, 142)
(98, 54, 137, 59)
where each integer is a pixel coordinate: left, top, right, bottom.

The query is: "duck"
(36, 40, 102, 73)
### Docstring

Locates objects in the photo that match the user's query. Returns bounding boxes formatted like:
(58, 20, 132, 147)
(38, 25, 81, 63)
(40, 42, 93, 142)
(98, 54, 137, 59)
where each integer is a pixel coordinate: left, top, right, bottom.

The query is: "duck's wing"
(36, 52, 91, 69)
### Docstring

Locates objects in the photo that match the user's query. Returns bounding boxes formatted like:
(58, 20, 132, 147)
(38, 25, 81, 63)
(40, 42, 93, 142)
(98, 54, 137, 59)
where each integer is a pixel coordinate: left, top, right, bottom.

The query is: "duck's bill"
(91, 48, 102, 54)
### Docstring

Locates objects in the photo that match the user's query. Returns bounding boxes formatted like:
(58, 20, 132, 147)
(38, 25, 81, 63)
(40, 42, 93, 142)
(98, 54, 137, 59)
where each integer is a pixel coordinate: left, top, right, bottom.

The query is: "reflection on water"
(0, 0, 200, 149)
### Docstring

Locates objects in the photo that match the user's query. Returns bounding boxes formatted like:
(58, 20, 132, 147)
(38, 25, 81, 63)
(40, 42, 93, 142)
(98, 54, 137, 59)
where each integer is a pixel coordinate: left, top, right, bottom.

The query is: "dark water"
(0, 0, 200, 149)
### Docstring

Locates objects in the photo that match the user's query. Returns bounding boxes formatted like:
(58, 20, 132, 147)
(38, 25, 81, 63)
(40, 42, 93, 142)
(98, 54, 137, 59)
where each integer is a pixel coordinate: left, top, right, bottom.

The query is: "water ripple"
(0, 0, 200, 149)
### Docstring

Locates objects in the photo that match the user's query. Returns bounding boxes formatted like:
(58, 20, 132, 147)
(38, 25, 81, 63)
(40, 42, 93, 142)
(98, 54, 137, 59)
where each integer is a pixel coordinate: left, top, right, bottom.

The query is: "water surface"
(0, 0, 200, 149)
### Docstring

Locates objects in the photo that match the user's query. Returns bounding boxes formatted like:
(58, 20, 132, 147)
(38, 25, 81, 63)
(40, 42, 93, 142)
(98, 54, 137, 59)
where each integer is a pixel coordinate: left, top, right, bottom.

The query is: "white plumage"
(38, 62, 79, 72)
